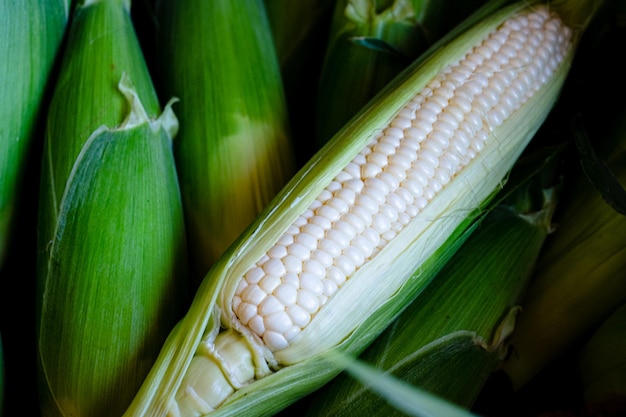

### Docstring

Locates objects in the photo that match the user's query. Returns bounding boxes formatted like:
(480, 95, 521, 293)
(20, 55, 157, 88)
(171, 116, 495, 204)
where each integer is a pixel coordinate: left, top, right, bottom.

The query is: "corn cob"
(0, 0, 68, 267)
(303, 153, 560, 416)
(36, 1, 187, 416)
(0, 3, 67, 413)
(154, 0, 297, 282)
(124, 1, 593, 416)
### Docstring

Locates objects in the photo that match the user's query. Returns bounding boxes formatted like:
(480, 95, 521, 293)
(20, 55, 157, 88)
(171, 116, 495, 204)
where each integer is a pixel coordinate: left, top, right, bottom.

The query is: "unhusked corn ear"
(155, 0, 297, 282)
(0, 0, 67, 266)
(314, 0, 445, 148)
(304, 154, 559, 417)
(123, 2, 594, 416)
(36, 1, 187, 416)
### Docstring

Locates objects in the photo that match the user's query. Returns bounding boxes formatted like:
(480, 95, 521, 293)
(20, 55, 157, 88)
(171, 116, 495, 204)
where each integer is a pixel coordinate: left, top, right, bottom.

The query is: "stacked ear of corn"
(0, 0, 68, 266)
(154, 0, 297, 283)
(36, 1, 188, 416)
(123, 1, 600, 416)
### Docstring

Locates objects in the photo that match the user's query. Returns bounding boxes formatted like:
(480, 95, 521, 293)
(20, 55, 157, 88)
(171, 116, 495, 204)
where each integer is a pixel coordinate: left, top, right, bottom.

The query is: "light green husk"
(0, 0, 68, 267)
(36, 1, 188, 416)
(304, 151, 560, 417)
(154, 0, 297, 282)
(321, 350, 479, 417)
(124, 1, 596, 416)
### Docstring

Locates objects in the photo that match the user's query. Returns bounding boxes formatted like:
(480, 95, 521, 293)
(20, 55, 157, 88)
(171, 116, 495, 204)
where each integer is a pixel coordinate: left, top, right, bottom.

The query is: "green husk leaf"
(38, 114, 185, 417)
(0, 5, 68, 414)
(36, 1, 187, 416)
(155, 0, 297, 282)
(312, 0, 505, 149)
(0, 0, 68, 266)
(322, 348, 479, 417)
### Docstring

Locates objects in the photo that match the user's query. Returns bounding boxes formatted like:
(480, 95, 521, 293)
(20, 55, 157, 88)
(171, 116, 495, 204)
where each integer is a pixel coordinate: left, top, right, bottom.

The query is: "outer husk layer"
(155, 0, 297, 282)
(36, 2, 187, 416)
(0, 0, 67, 266)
